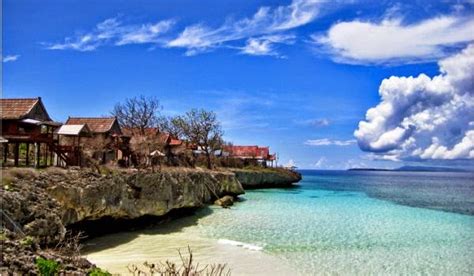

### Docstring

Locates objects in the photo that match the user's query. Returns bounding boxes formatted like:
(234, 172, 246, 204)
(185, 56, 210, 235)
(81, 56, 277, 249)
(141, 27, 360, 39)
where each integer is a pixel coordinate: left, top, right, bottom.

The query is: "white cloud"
(315, 16, 474, 64)
(45, 17, 175, 51)
(354, 44, 474, 160)
(305, 138, 356, 146)
(2, 55, 20, 63)
(167, 0, 321, 56)
(313, 157, 327, 168)
(44, 0, 321, 57)
(240, 34, 295, 57)
(285, 159, 297, 168)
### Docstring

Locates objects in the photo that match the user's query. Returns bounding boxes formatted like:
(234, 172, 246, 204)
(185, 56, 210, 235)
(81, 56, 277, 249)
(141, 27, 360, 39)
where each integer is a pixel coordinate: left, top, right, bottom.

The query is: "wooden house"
(122, 127, 185, 166)
(223, 145, 276, 167)
(0, 97, 62, 167)
(64, 117, 130, 164)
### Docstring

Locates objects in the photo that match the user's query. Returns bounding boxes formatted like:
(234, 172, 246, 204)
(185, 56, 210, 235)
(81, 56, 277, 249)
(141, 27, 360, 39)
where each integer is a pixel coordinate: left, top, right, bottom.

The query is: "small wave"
(217, 239, 264, 251)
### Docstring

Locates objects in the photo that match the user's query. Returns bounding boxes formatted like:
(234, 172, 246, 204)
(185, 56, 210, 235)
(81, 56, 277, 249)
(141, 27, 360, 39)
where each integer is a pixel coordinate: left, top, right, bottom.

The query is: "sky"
(2, 0, 474, 170)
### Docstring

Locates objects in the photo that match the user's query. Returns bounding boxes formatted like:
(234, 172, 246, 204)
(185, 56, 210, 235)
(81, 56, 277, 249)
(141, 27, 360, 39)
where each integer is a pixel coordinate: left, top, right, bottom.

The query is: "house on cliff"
(223, 145, 277, 167)
(122, 127, 185, 166)
(63, 117, 130, 164)
(0, 97, 62, 167)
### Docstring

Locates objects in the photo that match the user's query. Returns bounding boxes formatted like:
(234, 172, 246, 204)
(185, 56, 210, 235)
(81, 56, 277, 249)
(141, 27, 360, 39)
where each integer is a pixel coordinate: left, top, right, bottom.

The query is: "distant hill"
(348, 166, 470, 172)
(395, 166, 469, 172)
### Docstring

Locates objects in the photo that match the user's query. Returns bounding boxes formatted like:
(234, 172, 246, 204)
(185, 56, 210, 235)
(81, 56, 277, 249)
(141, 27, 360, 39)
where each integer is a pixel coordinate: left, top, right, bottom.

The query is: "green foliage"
(88, 267, 111, 276)
(35, 257, 60, 276)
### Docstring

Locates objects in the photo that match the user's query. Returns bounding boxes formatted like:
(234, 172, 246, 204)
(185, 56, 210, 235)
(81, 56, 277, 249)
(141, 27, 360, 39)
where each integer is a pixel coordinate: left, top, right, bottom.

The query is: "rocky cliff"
(50, 168, 244, 225)
(2, 168, 244, 242)
(232, 168, 302, 189)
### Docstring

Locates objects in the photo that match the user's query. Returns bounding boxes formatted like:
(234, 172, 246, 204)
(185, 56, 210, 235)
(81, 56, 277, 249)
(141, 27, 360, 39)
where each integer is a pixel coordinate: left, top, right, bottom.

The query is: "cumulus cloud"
(167, 0, 321, 56)
(305, 138, 356, 146)
(315, 16, 474, 64)
(2, 55, 20, 63)
(354, 44, 474, 160)
(45, 17, 175, 51)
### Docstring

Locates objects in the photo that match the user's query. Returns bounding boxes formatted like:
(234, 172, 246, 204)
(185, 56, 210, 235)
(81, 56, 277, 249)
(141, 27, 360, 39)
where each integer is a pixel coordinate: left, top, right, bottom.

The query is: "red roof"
(66, 117, 119, 133)
(224, 145, 272, 160)
(0, 98, 50, 120)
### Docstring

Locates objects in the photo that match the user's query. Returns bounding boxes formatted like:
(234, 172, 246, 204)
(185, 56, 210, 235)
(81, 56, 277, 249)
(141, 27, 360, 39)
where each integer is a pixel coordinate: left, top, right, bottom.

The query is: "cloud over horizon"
(355, 44, 474, 161)
(315, 15, 474, 64)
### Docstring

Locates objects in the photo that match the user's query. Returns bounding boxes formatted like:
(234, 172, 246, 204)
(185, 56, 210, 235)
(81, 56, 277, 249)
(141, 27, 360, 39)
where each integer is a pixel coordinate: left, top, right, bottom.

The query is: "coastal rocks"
(0, 230, 95, 275)
(231, 168, 302, 189)
(1, 174, 66, 245)
(214, 195, 234, 208)
(47, 169, 244, 225)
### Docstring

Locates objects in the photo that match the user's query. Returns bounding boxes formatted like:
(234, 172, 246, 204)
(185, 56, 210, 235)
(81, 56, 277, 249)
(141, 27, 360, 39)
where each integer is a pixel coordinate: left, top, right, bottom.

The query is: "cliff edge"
(231, 167, 302, 189)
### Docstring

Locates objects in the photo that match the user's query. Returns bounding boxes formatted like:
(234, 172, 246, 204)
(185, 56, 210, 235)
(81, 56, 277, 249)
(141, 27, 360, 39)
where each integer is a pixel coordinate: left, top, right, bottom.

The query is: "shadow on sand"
(79, 207, 215, 253)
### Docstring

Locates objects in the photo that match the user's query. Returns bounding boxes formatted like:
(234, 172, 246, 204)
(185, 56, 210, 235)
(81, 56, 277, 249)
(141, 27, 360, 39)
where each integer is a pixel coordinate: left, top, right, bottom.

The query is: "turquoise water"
(86, 170, 474, 275)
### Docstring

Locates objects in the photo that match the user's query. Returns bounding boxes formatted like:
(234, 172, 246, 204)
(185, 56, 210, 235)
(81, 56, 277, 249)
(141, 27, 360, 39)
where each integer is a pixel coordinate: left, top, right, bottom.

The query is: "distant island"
(348, 166, 471, 173)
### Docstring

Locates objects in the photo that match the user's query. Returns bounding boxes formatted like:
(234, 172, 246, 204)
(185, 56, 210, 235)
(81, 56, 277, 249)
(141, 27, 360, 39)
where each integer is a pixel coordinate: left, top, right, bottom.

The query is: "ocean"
(84, 170, 474, 275)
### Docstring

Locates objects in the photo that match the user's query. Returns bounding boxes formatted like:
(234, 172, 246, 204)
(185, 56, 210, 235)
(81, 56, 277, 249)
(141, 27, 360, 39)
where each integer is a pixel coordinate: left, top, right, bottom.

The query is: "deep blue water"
(298, 170, 474, 215)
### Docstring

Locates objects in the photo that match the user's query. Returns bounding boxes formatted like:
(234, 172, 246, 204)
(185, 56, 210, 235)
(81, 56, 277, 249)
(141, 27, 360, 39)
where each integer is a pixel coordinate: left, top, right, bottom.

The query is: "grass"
(88, 268, 112, 276)
(35, 257, 60, 276)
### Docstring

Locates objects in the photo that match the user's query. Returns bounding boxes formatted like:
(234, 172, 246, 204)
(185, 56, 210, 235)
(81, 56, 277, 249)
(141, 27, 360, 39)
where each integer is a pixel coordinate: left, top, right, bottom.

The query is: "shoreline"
(83, 205, 297, 276)
(1, 166, 301, 274)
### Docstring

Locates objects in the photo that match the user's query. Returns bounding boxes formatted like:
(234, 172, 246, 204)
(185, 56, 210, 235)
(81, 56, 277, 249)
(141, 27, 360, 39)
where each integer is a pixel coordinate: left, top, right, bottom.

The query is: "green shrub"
(35, 257, 60, 276)
(88, 267, 111, 276)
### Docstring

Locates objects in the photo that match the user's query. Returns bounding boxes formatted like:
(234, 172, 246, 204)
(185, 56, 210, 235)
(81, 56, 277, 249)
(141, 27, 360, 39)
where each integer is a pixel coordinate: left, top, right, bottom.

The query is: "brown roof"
(66, 117, 118, 133)
(122, 127, 183, 147)
(0, 98, 48, 120)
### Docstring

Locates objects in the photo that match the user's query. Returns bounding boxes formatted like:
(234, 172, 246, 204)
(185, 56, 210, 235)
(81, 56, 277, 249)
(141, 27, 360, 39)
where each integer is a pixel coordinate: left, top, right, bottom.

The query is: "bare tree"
(158, 116, 184, 138)
(173, 109, 223, 170)
(129, 131, 165, 171)
(111, 95, 162, 135)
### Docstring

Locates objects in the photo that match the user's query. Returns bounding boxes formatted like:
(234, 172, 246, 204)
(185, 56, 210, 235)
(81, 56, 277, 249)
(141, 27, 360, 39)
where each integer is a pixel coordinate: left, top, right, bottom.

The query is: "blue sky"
(3, 0, 474, 169)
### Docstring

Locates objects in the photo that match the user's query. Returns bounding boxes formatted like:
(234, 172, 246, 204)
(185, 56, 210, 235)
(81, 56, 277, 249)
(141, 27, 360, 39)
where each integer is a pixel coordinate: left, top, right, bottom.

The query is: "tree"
(111, 95, 161, 135)
(158, 116, 184, 138)
(173, 109, 223, 170)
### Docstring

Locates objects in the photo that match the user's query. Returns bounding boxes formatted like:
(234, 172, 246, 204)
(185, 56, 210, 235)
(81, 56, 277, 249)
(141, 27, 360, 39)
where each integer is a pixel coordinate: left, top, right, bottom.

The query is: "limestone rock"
(214, 195, 234, 208)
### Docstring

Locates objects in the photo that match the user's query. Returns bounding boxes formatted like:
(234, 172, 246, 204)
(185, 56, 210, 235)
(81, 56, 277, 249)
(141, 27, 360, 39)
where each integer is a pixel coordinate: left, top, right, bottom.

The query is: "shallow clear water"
(85, 170, 474, 275)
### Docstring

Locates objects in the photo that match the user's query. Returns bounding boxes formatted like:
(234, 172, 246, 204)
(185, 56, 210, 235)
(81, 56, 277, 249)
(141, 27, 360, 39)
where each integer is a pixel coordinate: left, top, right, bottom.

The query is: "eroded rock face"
(48, 169, 245, 225)
(232, 168, 302, 189)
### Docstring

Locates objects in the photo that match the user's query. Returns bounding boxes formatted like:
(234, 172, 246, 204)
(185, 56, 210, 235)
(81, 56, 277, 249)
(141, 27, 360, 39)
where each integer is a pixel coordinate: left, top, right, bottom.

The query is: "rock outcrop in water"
(232, 168, 302, 189)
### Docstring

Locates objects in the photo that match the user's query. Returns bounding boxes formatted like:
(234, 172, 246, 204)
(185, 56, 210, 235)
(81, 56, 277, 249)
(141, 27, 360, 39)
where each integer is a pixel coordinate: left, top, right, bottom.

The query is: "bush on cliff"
(35, 257, 60, 276)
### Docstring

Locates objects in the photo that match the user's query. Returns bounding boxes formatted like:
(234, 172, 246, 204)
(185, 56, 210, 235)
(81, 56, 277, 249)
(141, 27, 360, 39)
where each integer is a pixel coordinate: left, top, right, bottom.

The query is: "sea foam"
(218, 239, 264, 251)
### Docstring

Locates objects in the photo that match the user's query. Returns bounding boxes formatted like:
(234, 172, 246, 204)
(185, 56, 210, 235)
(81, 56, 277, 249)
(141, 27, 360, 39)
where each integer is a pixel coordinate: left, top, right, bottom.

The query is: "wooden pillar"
(35, 143, 40, 168)
(3, 143, 8, 164)
(50, 148, 53, 167)
(14, 143, 19, 166)
(25, 143, 30, 166)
